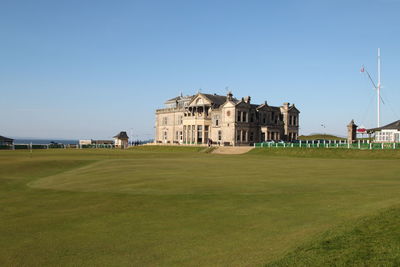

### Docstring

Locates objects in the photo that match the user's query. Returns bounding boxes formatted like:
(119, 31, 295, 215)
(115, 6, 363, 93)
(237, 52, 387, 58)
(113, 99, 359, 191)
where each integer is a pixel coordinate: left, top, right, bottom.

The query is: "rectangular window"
(163, 117, 168, 125)
(242, 131, 247, 142)
(249, 131, 254, 141)
(237, 111, 241, 122)
(197, 125, 203, 143)
(175, 131, 179, 140)
(204, 126, 209, 142)
(237, 130, 241, 142)
(218, 130, 222, 141)
(243, 112, 247, 122)
(250, 113, 254, 123)
(213, 115, 220, 126)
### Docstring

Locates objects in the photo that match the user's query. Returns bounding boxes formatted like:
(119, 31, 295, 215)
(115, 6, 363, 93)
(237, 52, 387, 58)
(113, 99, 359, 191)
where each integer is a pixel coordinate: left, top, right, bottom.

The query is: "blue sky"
(1, 0, 399, 140)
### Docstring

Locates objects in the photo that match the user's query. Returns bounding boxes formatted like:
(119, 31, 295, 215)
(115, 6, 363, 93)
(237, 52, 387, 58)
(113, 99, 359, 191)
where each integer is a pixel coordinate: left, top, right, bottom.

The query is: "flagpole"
(377, 48, 381, 127)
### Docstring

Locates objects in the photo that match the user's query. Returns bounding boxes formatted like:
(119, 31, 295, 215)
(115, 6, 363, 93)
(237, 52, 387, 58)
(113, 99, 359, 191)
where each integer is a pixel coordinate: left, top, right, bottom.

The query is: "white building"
(79, 140, 92, 145)
(369, 120, 400, 143)
(114, 131, 129, 148)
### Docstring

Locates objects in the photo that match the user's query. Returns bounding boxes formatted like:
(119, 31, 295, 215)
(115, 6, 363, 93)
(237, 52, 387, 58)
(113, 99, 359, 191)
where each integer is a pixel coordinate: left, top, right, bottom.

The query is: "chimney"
(244, 96, 251, 104)
(227, 91, 233, 101)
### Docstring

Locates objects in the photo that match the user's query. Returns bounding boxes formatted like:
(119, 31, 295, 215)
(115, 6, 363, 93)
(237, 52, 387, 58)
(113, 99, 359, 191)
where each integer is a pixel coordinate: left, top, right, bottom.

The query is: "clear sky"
(1, 0, 399, 140)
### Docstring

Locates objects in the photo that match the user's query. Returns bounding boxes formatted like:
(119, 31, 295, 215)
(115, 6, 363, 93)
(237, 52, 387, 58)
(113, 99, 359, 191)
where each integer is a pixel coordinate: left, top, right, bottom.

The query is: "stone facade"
(347, 120, 358, 143)
(155, 92, 300, 146)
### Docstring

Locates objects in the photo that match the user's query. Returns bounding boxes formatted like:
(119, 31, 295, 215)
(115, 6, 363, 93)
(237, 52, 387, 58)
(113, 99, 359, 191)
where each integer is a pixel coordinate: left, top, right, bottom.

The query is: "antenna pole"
(377, 48, 381, 127)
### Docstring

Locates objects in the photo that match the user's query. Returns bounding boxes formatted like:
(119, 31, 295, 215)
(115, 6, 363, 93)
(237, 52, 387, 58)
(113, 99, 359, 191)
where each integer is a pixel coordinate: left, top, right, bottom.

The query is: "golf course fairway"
(1, 147, 400, 266)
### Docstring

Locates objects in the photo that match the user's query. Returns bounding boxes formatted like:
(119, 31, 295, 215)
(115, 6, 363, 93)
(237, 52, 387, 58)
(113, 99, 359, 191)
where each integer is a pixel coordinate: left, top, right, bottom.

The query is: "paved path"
(211, 146, 254, 155)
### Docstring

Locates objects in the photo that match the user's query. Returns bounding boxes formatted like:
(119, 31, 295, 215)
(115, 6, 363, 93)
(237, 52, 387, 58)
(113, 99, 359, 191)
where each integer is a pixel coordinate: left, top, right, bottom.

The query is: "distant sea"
(14, 139, 79, 145)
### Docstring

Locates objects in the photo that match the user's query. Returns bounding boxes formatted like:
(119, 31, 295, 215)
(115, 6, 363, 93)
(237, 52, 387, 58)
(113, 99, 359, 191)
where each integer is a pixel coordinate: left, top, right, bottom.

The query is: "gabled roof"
(0, 135, 13, 142)
(368, 120, 400, 132)
(188, 93, 233, 108)
(288, 105, 300, 113)
(235, 100, 251, 107)
(113, 131, 129, 139)
(202, 94, 228, 106)
(256, 103, 268, 109)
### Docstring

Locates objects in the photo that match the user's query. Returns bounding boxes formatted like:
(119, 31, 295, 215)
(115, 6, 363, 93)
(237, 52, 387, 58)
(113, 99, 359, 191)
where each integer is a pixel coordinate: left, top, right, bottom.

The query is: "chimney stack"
(227, 91, 233, 101)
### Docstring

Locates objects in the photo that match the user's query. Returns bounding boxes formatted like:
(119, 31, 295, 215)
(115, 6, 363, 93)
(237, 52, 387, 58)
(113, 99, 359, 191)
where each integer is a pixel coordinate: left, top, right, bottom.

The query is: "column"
(187, 126, 190, 144)
(194, 124, 197, 144)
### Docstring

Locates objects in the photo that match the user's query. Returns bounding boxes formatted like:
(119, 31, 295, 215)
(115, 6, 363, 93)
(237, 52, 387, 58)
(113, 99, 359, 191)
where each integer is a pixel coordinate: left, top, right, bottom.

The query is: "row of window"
(162, 113, 297, 127)
(163, 129, 297, 143)
(237, 111, 249, 122)
(287, 132, 298, 141)
(288, 115, 298, 126)
(236, 130, 254, 142)
(162, 116, 183, 126)
(236, 111, 286, 125)
(375, 132, 400, 142)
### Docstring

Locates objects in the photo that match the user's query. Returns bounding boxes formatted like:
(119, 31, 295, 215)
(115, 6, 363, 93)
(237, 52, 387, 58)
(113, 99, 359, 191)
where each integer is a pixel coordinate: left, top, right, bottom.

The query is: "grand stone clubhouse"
(155, 92, 300, 146)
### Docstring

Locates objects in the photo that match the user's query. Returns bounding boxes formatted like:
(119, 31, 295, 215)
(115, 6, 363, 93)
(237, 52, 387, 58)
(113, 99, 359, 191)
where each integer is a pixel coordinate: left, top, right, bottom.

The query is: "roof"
(113, 131, 129, 139)
(0, 135, 13, 142)
(188, 93, 235, 108)
(165, 95, 194, 103)
(288, 105, 300, 113)
(202, 94, 228, 106)
(367, 120, 400, 132)
(256, 102, 281, 111)
(166, 96, 181, 102)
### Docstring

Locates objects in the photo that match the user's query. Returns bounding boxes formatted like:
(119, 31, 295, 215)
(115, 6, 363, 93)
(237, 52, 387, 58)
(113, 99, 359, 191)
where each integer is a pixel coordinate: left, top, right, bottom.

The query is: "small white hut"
(113, 131, 129, 149)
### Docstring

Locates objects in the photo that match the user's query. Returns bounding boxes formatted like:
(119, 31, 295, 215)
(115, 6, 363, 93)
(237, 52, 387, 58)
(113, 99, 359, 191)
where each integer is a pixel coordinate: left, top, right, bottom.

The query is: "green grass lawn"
(1, 147, 400, 266)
